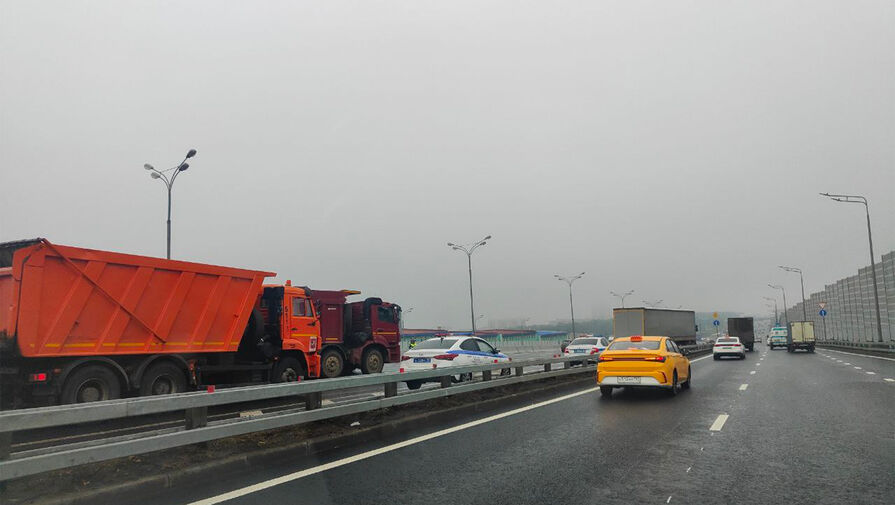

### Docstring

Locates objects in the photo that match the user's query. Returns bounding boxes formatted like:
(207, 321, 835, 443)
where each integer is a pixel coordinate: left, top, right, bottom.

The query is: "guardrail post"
(515, 366, 523, 376)
(0, 431, 11, 461)
(544, 363, 552, 372)
(306, 392, 323, 410)
(185, 407, 207, 430)
(440, 376, 451, 388)
(482, 370, 492, 381)
(384, 382, 398, 398)
(564, 360, 571, 369)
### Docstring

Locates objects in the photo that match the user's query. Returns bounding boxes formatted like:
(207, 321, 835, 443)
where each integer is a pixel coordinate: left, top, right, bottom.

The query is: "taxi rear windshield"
(607, 340, 660, 351)
(414, 338, 458, 350)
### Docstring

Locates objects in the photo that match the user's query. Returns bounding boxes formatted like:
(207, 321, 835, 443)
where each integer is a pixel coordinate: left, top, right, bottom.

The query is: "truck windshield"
(607, 340, 661, 351)
(414, 338, 458, 350)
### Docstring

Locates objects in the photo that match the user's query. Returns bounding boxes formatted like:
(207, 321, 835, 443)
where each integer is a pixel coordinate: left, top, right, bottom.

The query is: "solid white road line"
(691, 355, 712, 363)
(710, 414, 730, 431)
(739, 384, 748, 391)
(187, 387, 599, 505)
(824, 348, 895, 362)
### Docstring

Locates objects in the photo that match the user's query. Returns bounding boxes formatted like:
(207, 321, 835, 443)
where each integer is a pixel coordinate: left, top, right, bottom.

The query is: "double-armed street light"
(778, 265, 808, 321)
(143, 149, 197, 259)
(768, 284, 788, 325)
(448, 235, 491, 336)
(610, 290, 635, 308)
(555, 272, 585, 338)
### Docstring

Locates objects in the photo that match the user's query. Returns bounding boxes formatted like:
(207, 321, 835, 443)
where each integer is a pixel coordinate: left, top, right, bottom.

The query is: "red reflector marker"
(207, 385, 216, 393)
(494, 359, 498, 363)
(29, 372, 48, 382)
(399, 368, 405, 373)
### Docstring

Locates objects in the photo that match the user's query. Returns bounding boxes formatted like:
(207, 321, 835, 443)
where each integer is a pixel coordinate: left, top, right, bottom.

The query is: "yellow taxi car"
(596, 335, 691, 398)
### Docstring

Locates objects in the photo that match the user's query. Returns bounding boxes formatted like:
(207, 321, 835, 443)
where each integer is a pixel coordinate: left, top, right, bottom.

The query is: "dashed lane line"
(750, 371, 756, 375)
(866, 371, 876, 375)
(739, 384, 748, 391)
(854, 366, 862, 370)
(823, 348, 895, 362)
(885, 378, 895, 382)
(709, 414, 730, 431)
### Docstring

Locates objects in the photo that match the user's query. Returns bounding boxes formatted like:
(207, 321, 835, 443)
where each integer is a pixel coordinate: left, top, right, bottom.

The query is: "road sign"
(713, 320, 720, 326)
(818, 302, 827, 310)
(819, 309, 827, 317)
(712, 312, 719, 319)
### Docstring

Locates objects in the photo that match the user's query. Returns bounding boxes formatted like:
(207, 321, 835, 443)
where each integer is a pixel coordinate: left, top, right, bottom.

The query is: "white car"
(564, 336, 609, 363)
(713, 337, 746, 360)
(401, 336, 511, 389)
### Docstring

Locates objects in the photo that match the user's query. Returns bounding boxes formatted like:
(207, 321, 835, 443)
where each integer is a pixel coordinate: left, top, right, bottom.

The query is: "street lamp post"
(555, 272, 585, 339)
(762, 296, 778, 325)
(769, 284, 788, 326)
(610, 290, 634, 308)
(143, 149, 197, 259)
(401, 307, 413, 330)
(820, 193, 884, 343)
(448, 235, 491, 336)
(779, 266, 807, 321)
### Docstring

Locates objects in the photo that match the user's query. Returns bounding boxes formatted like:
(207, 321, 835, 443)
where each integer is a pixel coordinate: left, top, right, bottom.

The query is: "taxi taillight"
(649, 355, 666, 362)
(598, 355, 612, 362)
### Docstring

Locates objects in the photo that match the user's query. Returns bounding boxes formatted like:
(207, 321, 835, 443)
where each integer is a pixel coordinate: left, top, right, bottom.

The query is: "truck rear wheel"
(139, 362, 187, 396)
(272, 357, 305, 382)
(320, 349, 344, 379)
(361, 348, 385, 374)
(61, 365, 121, 404)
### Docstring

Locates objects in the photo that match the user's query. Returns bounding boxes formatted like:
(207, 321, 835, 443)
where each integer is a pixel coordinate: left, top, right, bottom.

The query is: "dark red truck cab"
(312, 289, 401, 378)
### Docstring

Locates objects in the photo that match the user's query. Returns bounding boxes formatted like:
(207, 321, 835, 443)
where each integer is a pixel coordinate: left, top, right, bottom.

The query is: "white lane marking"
(686, 466, 692, 473)
(866, 371, 876, 375)
(667, 496, 672, 503)
(739, 384, 748, 391)
(756, 363, 761, 366)
(844, 363, 851, 365)
(885, 378, 895, 382)
(710, 414, 730, 431)
(186, 387, 599, 505)
(824, 348, 895, 362)
(836, 360, 842, 362)
(750, 371, 756, 375)
(854, 366, 862, 370)
(691, 355, 712, 363)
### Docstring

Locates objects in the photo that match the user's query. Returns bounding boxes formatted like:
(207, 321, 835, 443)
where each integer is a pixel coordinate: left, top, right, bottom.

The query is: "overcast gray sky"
(1, 1, 892, 329)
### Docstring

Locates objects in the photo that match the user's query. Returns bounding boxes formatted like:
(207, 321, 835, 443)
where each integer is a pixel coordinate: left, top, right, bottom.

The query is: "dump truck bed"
(0, 239, 274, 358)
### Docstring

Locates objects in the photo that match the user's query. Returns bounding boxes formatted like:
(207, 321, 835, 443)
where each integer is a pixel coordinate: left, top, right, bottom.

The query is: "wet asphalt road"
(139, 344, 895, 505)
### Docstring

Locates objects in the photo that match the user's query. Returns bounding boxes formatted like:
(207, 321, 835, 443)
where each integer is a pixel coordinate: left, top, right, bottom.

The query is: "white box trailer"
(612, 308, 697, 345)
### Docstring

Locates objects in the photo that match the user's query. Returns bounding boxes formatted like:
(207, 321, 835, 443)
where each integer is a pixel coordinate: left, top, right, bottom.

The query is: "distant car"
(400, 336, 510, 389)
(768, 326, 788, 350)
(713, 337, 745, 360)
(596, 336, 691, 398)
(564, 336, 609, 363)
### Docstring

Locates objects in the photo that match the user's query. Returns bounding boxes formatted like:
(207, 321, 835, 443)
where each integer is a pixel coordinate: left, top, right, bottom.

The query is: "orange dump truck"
(0, 239, 398, 407)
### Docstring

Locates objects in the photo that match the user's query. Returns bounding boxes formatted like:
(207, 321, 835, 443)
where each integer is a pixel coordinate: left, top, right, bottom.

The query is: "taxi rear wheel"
(667, 371, 678, 396)
(599, 386, 613, 398)
(681, 366, 691, 389)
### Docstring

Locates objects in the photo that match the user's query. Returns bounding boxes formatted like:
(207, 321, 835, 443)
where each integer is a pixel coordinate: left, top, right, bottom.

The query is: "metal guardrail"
(0, 354, 596, 481)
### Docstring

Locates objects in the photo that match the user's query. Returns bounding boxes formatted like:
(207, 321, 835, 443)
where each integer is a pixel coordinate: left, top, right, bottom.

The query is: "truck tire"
(361, 348, 385, 374)
(139, 362, 187, 396)
(320, 349, 344, 379)
(272, 357, 305, 382)
(61, 365, 121, 404)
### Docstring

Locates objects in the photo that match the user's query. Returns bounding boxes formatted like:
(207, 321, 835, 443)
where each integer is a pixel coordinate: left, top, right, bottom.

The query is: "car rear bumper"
(598, 375, 665, 387)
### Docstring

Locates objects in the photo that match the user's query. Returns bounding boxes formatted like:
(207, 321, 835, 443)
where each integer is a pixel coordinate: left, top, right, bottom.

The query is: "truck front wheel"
(361, 348, 385, 374)
(272, 357, 305, 382)
(61, 365, 121, 404)
(139, 362, 187, 396)
(320, 349, 344, 379)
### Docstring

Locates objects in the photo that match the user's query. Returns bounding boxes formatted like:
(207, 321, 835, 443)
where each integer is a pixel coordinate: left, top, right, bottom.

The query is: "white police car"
(401, 336, 511, 389)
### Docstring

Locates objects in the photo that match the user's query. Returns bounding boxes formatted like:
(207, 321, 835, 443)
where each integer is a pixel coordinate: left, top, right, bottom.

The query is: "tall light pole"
(769, 284, 788, 325)
(401, 307, 413, 330)
(143, 149, 197, 259)
(448, 235, 491, 336)
(762, 296, 778, 325)
(779, 265, 807, 321)
(610, 290, 634, 308)
(820, 193, 884, 343)
(555, 272, 585, 338)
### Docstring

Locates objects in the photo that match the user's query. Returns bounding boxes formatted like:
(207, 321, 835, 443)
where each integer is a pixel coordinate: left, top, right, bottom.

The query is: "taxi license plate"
(617, 377, 641, 384)
(413, 358, 431, 363)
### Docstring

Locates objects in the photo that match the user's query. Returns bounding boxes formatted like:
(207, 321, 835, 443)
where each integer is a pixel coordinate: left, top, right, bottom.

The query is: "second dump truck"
(0, 238, 401, 408)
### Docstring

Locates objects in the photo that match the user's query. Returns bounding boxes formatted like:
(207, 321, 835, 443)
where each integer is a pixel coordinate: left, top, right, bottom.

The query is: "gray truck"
(727, 317, 755, 351)
(612, 308, 698, 346)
